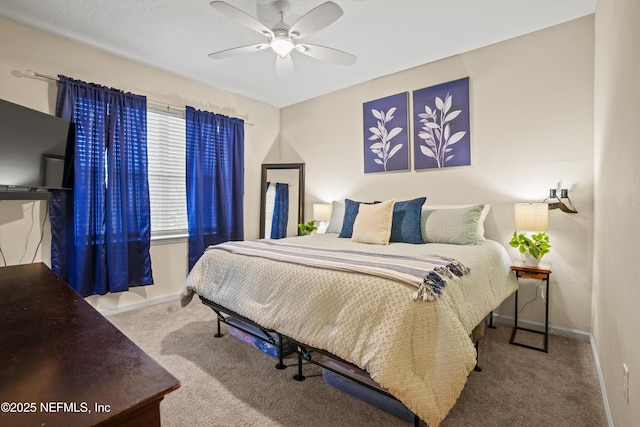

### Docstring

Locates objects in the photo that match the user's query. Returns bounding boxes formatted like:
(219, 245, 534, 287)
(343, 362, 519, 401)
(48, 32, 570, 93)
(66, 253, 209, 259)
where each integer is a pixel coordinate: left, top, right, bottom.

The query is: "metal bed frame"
(200, 295, 484, 427)
(200, 297, 289, 370)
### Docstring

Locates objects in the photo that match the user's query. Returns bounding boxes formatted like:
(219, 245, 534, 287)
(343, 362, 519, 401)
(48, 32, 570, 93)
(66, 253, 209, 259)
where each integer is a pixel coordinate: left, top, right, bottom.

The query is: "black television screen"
(0, 98, 73, 192)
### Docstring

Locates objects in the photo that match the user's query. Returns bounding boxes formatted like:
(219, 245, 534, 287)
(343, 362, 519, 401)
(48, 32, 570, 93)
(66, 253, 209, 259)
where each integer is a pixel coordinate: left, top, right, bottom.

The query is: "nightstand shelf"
(510, 264, 552, 353)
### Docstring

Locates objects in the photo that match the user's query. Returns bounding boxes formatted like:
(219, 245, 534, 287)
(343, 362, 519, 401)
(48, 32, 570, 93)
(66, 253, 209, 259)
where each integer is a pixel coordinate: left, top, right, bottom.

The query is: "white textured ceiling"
(0, 0, 595, 108)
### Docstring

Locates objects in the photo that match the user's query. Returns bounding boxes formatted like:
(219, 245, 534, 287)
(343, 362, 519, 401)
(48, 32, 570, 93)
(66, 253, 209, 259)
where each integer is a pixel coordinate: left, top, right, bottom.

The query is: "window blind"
(147, 108, 188, 236)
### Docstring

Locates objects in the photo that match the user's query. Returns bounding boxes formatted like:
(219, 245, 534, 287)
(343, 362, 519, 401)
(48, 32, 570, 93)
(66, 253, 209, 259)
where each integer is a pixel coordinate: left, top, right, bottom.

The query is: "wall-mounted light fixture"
(544, 189, 577, 214)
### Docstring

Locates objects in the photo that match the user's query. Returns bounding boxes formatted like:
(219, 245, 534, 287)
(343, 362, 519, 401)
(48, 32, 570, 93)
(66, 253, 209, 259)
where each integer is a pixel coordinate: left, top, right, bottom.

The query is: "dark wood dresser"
(0, 263, 180, 426)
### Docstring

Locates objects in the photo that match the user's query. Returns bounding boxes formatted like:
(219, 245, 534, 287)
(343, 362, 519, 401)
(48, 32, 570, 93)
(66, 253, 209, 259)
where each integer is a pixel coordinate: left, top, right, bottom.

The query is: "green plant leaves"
(297, 220, 318, 236)
(509, 230, 551, 259)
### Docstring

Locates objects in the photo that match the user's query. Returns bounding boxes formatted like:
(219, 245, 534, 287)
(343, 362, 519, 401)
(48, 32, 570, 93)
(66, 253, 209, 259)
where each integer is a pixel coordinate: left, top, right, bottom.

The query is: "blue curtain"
(270, 183, 289, 239)
(186, 106, 244, 270)
(50, 76, 153, 296)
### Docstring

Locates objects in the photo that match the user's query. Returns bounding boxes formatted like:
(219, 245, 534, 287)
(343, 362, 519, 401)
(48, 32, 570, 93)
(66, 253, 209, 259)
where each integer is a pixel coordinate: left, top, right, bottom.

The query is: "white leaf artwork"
(417, 92, 467, 168)
(368, 107, 404, 171)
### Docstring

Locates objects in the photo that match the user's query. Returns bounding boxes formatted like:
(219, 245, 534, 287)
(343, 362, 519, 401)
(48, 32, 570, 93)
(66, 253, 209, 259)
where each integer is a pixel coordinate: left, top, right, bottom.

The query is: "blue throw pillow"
(339, 199, 379, 238)
(389, 197, 427, 244)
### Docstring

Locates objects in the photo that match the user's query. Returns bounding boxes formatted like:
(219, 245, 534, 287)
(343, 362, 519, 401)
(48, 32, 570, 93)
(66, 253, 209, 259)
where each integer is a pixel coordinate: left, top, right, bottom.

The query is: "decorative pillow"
(422, 204, 491, 240)
(421, 204, 486, 245)
(338, 199, 379, 238)
(351, 199, 396, 245)
(325, 200, 345, 234)
(389, 197, 427, 244)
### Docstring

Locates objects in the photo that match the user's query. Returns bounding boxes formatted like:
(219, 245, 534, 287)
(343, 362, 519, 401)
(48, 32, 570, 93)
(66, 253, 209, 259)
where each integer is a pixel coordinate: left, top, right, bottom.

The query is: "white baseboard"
(490, 313, 590, 342)
(490, 313, 613, 426)
(99, 292, 181, 316)
(590, 336, 614, 427)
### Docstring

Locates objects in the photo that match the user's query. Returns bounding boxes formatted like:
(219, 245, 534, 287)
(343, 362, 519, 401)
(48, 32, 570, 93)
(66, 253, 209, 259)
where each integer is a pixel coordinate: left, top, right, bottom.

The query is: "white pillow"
(421, 204, 487, 245)
(325, 200, 345, 234)
(477, 204, 491, 239)
(351, 199, 396, 245)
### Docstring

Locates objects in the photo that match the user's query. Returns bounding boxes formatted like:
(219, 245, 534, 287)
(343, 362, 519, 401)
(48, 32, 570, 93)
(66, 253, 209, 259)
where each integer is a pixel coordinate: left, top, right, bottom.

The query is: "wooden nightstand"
(510, 264, 552, 353)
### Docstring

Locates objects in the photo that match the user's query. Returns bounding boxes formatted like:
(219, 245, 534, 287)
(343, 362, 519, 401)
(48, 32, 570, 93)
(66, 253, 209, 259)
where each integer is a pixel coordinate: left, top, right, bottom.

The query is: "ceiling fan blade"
(208, 43, 269, 60)
(296, 44, 357, 66)
(275, 54, 294, 80)
(210, 1, 274, 37)
(288, 1, 343, 39)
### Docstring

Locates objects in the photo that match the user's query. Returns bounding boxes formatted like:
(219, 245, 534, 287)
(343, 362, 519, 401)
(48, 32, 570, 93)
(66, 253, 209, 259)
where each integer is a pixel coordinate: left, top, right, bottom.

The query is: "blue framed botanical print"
(363, 92, 409, 173)
(413, 77, 470, 170)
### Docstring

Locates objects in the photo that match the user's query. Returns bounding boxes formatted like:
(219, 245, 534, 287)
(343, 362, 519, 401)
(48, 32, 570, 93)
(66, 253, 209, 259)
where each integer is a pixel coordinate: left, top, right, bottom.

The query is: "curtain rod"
(24, 69, 254, 126)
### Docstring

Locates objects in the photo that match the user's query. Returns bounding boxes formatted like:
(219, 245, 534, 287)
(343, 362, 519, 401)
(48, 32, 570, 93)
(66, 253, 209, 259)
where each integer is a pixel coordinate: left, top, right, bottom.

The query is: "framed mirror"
(260, 163, 305, 239)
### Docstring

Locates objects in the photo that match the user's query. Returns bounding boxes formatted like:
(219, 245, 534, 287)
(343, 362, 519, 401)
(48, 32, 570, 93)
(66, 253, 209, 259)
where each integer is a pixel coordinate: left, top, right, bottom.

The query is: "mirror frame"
(259, 163, 305, 239)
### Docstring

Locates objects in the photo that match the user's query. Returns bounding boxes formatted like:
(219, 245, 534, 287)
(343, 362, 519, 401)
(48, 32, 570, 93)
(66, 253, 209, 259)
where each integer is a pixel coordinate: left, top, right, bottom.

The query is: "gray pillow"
(325, 200, 345, 234)
(421, 204, 485, 245)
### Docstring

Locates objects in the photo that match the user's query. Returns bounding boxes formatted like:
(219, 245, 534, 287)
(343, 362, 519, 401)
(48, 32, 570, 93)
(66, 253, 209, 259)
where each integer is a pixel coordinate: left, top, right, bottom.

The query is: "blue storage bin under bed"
(226, 317, 294, 358)
(319, 355, 414, 421)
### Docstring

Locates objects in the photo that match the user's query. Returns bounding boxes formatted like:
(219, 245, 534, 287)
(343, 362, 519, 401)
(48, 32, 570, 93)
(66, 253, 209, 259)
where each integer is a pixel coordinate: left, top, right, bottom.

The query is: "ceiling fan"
(208, 0, 357, 79)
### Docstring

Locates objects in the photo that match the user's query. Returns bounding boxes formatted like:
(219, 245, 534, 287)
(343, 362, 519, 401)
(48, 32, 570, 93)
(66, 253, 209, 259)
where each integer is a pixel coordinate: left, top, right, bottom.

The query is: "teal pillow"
(389, 197, 427, 244)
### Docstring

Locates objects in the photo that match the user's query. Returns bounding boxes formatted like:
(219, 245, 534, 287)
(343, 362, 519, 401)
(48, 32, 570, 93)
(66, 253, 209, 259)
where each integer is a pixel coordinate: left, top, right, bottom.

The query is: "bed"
(181, 199, 518, 426)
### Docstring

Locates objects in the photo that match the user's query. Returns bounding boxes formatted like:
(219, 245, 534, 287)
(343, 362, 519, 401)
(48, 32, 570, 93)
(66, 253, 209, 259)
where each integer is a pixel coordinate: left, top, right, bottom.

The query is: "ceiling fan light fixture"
(270, 36, 294, 56)
(208, 1, 356, 76)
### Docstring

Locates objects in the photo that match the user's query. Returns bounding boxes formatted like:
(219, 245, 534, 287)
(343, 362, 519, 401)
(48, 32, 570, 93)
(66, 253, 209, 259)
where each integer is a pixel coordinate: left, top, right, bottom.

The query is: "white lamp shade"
(514, 203, 548, 231)
(313, 203, 332, 222)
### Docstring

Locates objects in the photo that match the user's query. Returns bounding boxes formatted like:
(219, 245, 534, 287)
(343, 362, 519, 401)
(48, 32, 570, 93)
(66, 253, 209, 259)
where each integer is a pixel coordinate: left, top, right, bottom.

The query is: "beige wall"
(594, 0, 640, 425)
(0, 16, 597, 332)
(0, 17, 280, 310)
(281, 16, 595, 333)
(4, 6, 638, 424)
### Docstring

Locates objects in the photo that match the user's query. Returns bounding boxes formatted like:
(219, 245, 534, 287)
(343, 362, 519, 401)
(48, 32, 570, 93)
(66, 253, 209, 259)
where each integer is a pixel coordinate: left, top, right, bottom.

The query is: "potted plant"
(297, 220, 318, 236)
(509, 231, 551, 266)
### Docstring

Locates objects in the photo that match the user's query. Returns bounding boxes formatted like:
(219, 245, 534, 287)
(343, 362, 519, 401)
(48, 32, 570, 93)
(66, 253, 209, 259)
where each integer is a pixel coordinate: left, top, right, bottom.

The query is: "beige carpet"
(106, 299, 607, 427)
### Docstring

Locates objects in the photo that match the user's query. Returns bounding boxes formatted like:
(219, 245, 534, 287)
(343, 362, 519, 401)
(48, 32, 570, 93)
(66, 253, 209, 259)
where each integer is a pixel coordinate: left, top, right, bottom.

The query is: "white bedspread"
(182, 234, 518, 426)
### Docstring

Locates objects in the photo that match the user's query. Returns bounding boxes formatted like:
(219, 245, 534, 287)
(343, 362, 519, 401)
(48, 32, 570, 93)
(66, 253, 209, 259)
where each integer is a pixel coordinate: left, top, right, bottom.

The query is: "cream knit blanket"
(182, 234, 517, 426)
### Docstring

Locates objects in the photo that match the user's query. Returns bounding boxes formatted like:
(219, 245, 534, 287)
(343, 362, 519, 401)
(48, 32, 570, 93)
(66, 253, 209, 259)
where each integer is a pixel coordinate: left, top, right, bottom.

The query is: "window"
(147, 107, 188, 237)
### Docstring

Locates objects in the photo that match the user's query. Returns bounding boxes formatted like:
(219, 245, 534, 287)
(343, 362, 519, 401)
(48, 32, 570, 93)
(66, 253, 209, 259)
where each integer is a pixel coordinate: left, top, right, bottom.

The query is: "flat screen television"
(0, 98, 74, 199)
